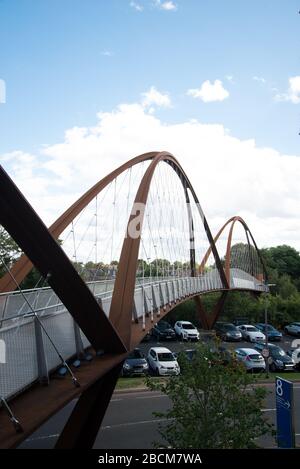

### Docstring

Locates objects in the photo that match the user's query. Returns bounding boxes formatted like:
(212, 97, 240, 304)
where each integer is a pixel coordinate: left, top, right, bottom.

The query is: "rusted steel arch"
(199, 216, 267, 287)
(0, 151, 158, 293)
(109, 151, 228, 349)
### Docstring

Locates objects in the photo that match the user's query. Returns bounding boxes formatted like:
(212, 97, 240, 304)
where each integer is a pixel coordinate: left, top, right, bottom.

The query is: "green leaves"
(147, 341, 273, 449)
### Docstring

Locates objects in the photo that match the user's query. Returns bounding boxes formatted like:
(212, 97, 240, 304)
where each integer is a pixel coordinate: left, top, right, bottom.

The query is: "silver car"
(235, 348, 266, 371)
(284, 322, 300, 337)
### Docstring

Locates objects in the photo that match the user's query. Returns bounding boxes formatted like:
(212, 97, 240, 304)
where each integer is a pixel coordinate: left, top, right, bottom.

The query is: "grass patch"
(116, 376, 166, 391)
(116, 377, 147, 390)
(256, 372, 300, 382)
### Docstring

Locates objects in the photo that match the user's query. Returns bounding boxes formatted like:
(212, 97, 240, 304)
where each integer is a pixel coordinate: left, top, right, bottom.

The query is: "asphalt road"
(20, 384, 300, 449)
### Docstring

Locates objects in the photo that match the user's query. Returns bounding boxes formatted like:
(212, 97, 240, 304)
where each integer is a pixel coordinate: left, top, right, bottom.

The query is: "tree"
(261, 245, 300, 281)
(147, 342, 273, 449)
(0, 226, 21, 276)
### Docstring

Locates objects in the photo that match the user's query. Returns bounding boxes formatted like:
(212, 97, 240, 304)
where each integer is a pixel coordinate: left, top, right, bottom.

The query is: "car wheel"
(284, 327, 289, 334)
(155, 367, 160, 376)
(181, 333, 185, 342)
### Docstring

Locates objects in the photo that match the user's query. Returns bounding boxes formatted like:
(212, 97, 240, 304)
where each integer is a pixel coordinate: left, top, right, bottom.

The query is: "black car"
(254, 343, 295, 372)
(152, 320, 176, 340)
(214, 322, 242, 342)
(122, 348, 149, 376)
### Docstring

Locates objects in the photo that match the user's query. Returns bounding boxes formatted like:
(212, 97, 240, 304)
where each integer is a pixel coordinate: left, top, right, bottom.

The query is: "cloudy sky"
(1, 0, 300, 251)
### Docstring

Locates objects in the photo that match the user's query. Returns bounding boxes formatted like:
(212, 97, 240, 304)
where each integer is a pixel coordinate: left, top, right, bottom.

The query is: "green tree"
(261, 245, 300, 281)
(0, 226, 21, 276)
(147, 342, 273, 449)
(277, 274, 298, 299)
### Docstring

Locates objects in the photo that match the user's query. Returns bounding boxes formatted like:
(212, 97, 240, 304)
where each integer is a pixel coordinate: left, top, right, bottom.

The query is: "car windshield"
(222, 324, 236, 331)
(262, 325, 276, 331)
(128, 350, 144, 359)
(159, 322, 170, 330)
(246, 327, 257, 332)
(271, 347, 285, 358)
(158, 353, 175, 362)
(182, 324, 195, 330)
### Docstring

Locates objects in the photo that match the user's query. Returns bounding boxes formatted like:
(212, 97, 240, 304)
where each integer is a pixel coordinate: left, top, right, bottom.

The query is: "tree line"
(1, 226, 300, 326)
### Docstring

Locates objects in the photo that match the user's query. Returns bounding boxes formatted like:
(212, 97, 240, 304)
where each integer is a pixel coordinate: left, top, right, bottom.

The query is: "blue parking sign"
(275, 377, 295, 448)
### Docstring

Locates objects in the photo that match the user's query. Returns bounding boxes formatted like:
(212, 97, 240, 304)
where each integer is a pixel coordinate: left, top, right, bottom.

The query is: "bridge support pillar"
(208, 291, 229, 329)
(34, 316, 49, 385)
(55, 362, 123, 449)
(73, 320, 85, 358)
(194, 296, 210, 330)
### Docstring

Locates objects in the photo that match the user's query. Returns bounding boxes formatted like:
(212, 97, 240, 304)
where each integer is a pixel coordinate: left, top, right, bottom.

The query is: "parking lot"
(133, 328, 299, 374)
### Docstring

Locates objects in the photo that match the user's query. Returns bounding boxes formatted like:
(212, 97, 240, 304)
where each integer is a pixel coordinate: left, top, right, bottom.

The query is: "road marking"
(101, 417, 173, 430)
(25, 433, 59, 442)
(137, 394, 166, 400)
(111, 398, 123, 402)
(261, 408, 276, 412)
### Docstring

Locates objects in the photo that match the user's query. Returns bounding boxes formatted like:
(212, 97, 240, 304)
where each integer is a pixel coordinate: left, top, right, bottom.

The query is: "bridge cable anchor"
(0, 397, 23, 433)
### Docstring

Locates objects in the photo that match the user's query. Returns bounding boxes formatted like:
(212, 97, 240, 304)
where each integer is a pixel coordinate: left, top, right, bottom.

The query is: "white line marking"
(25, 433, 59, 442)
(101, 417, 172, 430)
(136, 394, 166, 400)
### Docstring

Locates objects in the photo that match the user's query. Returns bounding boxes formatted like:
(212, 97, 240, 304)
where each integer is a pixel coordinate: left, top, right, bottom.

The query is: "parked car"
(284, 322, 300, 337)
(147, 347, 180, 376)
(255, 323, 282, 341)
(287, 347, 300, 370)
(237, 324, 265, 343)
(176, 346, 232, 369)
(152, 320, 176, 341)
(214, 322, 242, 342)
(122, 348, 149, 376)
(174, 321, 200, 341)
(235, 348, 266, 372)
(254, 343, 295, 372)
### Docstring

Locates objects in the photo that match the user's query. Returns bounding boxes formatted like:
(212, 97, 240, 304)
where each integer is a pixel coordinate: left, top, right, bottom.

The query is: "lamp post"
(264, 283, 276, 377)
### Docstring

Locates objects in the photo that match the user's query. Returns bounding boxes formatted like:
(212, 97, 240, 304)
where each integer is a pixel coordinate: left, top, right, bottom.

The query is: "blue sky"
(1, 1, 300, 251)
(1, 0, 300, 155)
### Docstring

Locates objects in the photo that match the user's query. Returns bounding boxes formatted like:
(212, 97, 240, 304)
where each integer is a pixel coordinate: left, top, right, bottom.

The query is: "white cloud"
(2, 99, 300, 252)
(253, 76, 266, 84)
(141, 86, 172, 109)
(153, 0, 177, 11)
(130, 1, 143, 12)
(100, 50, 113, 57)
(187, 80, 229, 103)
(274, 76, 300, 104)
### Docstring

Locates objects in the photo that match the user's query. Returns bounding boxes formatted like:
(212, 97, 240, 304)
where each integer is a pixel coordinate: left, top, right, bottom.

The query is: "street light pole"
(264, 283, 276, 377)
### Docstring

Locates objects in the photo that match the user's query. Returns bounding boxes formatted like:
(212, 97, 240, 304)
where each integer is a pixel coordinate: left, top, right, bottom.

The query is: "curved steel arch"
(108, 151, 228, 348)
(199, 215, 267, 287)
